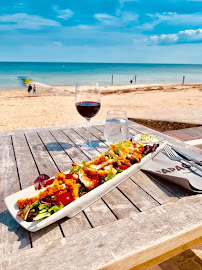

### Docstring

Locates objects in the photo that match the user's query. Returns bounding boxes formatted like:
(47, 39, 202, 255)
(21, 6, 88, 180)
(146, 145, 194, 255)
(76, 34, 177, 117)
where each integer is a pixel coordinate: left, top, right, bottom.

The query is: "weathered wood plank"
(0, 122, 104, 137)
(131, 171, 178, 205)
(75, 126, 108, 154)
(1, 195, 202, 270)
(178, 127, 202, 137)
(50, 129, 88, 163)
(84, 199, 117, 227)
(25, 132, 59, 177)
(25, 132, 64, 246)
(93, 124, 104, 133)
(37, 131, 72, 172)
(0, 136, 30, 256)
(102, 188, 139, 219)
(12, 134, 39, 189)
(163, 130, 195, 141)
(63, 128, 100, 160)
(59, 212, 92, 238)
(130, 237, 202, 270)
(88, 126, 105, 142)
(118, 179, 160, 211)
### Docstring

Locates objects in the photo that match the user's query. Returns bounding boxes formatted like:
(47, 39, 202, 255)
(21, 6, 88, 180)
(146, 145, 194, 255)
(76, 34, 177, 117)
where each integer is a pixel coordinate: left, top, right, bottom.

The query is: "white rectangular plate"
(5, 142, 166, 232)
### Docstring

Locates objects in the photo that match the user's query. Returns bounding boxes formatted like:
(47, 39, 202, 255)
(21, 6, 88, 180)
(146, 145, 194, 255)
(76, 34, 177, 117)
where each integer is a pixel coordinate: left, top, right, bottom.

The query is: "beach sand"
(0, 83, 201, 132)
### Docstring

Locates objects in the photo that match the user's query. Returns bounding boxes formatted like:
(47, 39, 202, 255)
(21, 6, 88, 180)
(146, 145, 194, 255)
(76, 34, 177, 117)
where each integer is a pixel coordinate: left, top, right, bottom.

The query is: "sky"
(0, 0, 202, 63)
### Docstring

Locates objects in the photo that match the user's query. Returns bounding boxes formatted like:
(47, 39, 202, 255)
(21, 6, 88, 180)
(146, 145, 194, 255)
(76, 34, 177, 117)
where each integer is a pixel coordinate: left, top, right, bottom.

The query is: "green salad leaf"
(33, 212, 51, 221)
(30, 200, 39, 209)
(117, 168, 124, 173)
(48, 204, 64, 213)
(105, 171, 116, 181)
(38, 203, 50, 211)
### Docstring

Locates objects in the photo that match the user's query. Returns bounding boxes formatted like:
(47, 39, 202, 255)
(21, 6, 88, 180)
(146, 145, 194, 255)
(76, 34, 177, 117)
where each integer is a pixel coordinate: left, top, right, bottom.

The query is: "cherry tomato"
(65, 174, 73, 179)
(118, 164, 130, 170)
(91, 176, 99, 189)
(56, 191, 74, 206)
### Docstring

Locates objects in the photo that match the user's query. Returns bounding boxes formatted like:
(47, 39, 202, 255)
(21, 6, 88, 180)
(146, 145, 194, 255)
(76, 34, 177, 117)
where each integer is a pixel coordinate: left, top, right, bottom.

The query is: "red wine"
(75, 101, 101, 119)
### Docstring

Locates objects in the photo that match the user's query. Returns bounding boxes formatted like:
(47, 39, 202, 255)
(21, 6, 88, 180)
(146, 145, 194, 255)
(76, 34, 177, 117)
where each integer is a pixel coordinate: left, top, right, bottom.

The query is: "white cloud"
(72, 24, 96, 30)
(94, 13, 119, 25)
(53, 6, 73, 20)
(0, 13, 60, 30)
(94, 11, 138, 26)
(53, 41, 62, 46)
(149, 28, 202, 45)
(139, 12, 202, 30)
(121, 12, 139, 23)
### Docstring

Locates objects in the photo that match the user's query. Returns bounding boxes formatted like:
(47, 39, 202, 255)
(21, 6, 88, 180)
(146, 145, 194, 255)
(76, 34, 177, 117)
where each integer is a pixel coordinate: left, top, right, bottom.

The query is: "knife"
(172, 147, 202, 166)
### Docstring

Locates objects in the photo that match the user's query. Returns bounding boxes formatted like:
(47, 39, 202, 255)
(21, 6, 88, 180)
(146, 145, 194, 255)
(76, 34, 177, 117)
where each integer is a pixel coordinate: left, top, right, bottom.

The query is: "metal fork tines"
(164, 145, 202, 173)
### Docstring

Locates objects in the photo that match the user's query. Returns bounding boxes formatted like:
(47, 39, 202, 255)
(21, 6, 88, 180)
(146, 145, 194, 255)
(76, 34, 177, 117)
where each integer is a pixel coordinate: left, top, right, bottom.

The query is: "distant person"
(130, 80, 133, 84)
(33, 85, 36, 94)
(28, 84, 32, 94)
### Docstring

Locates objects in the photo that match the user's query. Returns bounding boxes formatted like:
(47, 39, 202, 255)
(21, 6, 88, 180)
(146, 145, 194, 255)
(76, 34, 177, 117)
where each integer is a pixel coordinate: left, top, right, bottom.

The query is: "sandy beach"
(0, 83, 201, 132)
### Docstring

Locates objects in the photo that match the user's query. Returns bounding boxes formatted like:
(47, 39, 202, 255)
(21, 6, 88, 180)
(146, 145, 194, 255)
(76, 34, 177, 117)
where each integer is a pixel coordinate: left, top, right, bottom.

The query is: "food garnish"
(17, 140, 159, 222)
(134, 134, 160, 144)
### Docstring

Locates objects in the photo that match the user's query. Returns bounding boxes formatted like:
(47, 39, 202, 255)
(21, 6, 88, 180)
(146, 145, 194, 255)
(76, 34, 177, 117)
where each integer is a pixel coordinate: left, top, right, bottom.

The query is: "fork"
(164, 145, 202, 173)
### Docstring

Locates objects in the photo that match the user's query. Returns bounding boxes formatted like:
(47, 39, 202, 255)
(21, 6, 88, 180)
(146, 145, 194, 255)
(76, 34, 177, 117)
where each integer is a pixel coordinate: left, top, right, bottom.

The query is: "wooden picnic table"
(0, 121, 202, 270)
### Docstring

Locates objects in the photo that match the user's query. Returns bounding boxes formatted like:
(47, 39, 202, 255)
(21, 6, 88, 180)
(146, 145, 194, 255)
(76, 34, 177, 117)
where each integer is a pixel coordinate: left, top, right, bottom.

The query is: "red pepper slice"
(56, 191, 74, 206)
(118, 164, 130, 170)
(44, 178, 54, 187)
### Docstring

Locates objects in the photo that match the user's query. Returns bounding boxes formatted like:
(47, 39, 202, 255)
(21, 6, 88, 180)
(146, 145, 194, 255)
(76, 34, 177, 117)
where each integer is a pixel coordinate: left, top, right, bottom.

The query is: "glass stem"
(86, 118, 91, 145)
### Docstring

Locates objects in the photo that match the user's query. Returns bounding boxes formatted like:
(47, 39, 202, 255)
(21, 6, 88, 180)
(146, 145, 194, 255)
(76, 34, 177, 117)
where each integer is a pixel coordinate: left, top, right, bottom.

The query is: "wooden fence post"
(112, 74, 113, 85)
(134, 75, 136, 84)
(182, 76, 185, 85)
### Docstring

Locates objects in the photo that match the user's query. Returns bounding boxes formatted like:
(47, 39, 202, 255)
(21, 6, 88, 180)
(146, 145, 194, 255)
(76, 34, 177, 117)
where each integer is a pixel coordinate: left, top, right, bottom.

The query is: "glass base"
(78, 141, 94, 151)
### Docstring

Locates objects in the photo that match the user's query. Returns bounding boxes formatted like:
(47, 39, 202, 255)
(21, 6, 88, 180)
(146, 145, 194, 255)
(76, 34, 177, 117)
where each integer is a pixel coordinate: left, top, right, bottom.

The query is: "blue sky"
(0, 0, 202, 63)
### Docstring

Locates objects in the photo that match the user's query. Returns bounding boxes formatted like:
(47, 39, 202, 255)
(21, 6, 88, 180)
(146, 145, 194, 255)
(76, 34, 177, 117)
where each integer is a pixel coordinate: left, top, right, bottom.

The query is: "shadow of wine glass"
(33, 142, 73, 152)
(76, 140, 108, 150)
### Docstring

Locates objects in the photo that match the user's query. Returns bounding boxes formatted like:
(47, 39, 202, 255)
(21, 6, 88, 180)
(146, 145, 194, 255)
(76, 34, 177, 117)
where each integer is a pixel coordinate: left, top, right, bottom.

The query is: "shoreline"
(1, 82, 202, 94)
(0, 83, 201, 131)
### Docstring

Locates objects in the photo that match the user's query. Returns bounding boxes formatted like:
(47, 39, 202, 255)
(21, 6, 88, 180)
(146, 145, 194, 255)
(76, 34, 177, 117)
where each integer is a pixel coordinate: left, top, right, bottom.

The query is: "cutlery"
(164, 145, 202, 173)
(172, 147, 202, 167)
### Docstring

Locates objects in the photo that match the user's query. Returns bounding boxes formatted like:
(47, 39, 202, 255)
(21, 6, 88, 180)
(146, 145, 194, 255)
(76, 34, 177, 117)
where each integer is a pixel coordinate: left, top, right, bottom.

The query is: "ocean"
(0, 62, 202, 89)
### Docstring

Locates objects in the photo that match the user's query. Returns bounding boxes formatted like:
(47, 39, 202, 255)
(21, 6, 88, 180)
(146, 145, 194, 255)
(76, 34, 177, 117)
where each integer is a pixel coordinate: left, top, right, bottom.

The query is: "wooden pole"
(134, 75, 136, 84)
(112, 74, 113, 85)
(182, 76, 185, 85)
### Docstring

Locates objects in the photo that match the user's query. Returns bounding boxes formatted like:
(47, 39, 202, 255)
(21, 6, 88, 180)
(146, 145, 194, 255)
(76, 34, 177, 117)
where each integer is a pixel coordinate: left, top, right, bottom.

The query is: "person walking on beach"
(28, 84, 32, 94)
(33, 85, 36, 94)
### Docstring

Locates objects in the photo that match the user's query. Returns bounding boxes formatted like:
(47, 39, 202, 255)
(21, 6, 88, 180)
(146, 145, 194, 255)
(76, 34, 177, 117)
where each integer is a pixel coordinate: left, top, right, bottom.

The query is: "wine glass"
(75, 83, 101, 150)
